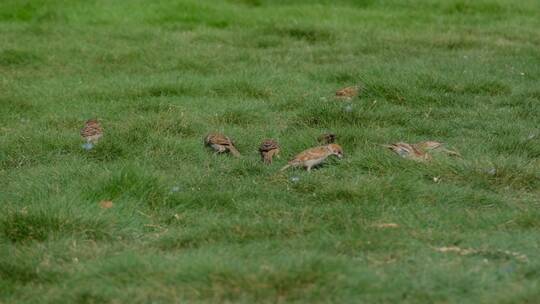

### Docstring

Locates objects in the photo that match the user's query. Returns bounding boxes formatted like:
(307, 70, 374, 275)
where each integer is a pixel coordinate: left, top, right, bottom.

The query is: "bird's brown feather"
(259, 139, 280, 164)
(335, 86, 360, 98)
(80, 119, 103, 143)
(204, 133, 240, 156)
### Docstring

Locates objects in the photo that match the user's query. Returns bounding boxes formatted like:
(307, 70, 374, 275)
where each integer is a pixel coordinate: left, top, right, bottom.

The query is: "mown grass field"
(1, 0, 539, 303)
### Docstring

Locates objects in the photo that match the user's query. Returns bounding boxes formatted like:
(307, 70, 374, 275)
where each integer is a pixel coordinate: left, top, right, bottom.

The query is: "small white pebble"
(290, 176, 300, 183)
(527, 133, 536, 140)
(433, 177, 440, 183)
(520, 72, 525, 76)
(487, 168, 497, 176)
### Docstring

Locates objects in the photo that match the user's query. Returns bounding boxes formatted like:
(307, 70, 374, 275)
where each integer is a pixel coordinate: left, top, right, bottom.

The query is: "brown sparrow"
(336, 85, 360, 100)
(259, 139, 280, 164)
(281, 144, 343, 171)
(80, 119, 103, 144)
(383, 142, 431, 162)
(204, 133, 240, 157)
(318, 133, 336, 144)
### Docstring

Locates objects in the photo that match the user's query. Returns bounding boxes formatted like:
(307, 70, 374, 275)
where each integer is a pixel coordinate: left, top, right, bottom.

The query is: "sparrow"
(318, 133, 336, 144)
(281, 144, 343, 171)
(383, 142, 431, 162)
(335, 85, 360, 100)
(80, 119, 103, 144)
(204, 133, 240, 157)
(259, 139, 280, 164)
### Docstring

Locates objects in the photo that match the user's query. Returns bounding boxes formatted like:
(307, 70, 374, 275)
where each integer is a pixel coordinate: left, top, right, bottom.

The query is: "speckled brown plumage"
(259, 139, 280, 164)
(383, 142, 431, 162)
(80, 119, 103, 144)
(281, 144, 343, 171)
(335, 85, 360, 99)
(204, 133, 240, 157)
(413, 141, 461, 157)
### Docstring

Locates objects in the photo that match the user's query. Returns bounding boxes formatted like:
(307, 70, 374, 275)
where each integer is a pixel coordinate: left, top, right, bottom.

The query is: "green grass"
(1, 0, 539, 302)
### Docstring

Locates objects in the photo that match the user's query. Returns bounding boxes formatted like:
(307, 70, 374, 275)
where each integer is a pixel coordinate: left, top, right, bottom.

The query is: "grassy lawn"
(1, 0, 539, 302)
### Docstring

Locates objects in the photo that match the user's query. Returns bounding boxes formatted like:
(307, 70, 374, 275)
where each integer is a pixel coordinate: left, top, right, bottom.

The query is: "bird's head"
(327, 144, 344, 158)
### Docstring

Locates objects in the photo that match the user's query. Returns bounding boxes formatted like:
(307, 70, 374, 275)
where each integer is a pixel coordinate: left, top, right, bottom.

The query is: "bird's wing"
(336, 86, 357, 97)
(207, 134, 232, 146)
(414, 141, 443, 151)
(385, 142, 413, 157)
(293, 146, 327, 161)
(81, 123, 102, 137)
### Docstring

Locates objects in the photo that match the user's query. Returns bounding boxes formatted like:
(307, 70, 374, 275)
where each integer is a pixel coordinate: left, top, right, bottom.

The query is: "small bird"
(204, 133, 240, 157)
(259, 139, 280, 164)
(80, 119, 103, 146)
(318, 133, 336, 144)
(383, 142, 431, 162)
(335, 85, 360, 100)
(281, 144, 344, 172)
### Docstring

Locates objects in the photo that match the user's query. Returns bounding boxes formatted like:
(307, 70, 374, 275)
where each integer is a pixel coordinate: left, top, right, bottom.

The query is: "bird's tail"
(228, 145, 241, 157)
